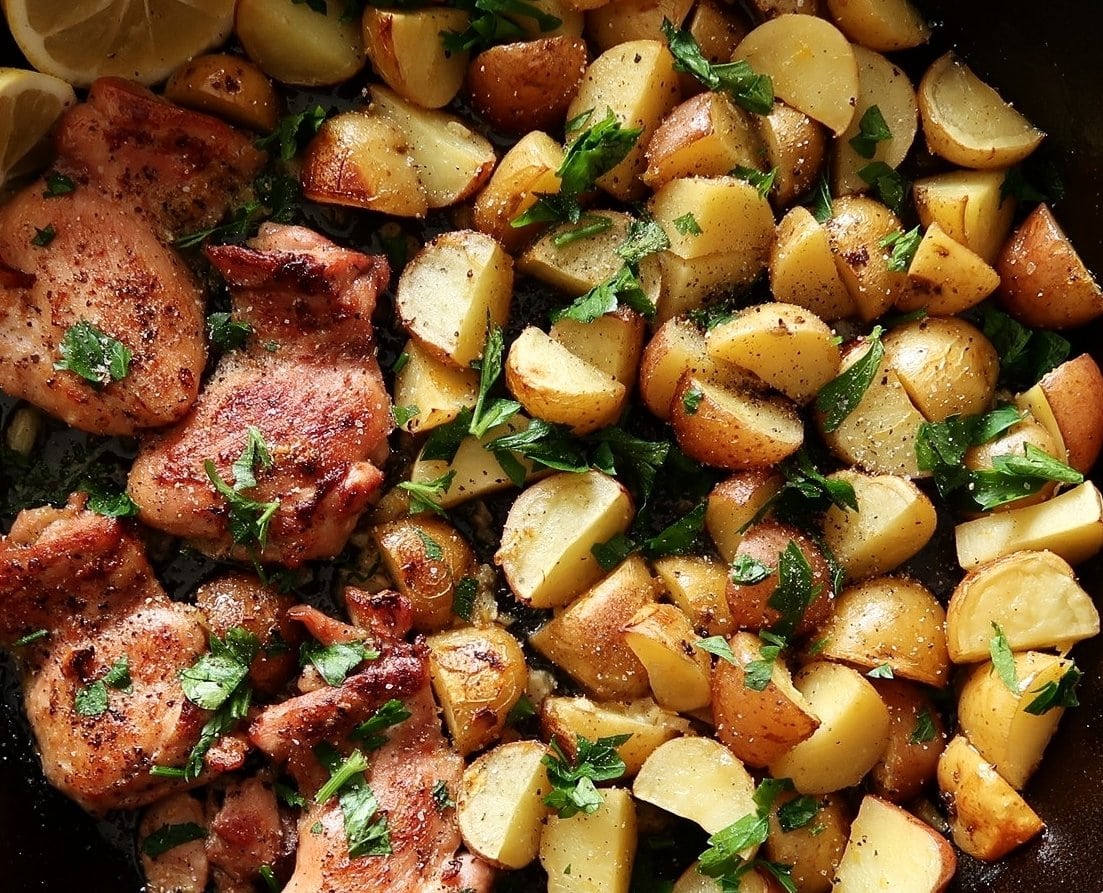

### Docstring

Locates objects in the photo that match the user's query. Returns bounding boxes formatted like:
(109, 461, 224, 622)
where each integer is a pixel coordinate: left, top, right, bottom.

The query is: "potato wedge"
(652, 554, 734, 636)
(764, 791, 850, 893)
(711, 631, 820, 768)
(551, 307, 646, 389)
(896, 221, 1001, 315)
(911, 168, 1015, 264)
(362, 8, 469, 109)
(818, 576, 950, 686)
(672, 373, 803, 471)
(505, 326, 627, 435)
(705, 470, 785, 562)
(566, 40, 681, 201)
(468, 37, 588, 134)
(770, 205, 858, 322)
(826, 0, 930, 51)
(623, 603, 712, 712)
(427, 625, 529, 756)
(642, 92, 763, 190)
(1037, 353, 1103, 473)
(519, 210, 634, 295)
(392, 339, 478, 435)
(937, 735, 1044, 861)
(820, 337, 928, 478)
(833, 795, 956, 892)
(529, 556, 657, 699)
(236, 0, 365, 86)
(706, 302, 841, 404)
(918, 51, 1044, 169)
(472, 130, 564, 251)
(301, 110, 426, 217)
(996, 202, 1103, 329)
(651, 175, 776, 263)
(824, 195, 908, 321)
(833, 45, 918, 197)
(871, 679, 946, 803)
(458, 740, 550, 869)
(733, 15, 859, 136)
(657, 251, 771, 322)
(957, 650, 1075, 789)
(372, 516, 476, 631)
(633, 736, 758, 836)
(164, 54, 279, 132)
(822, 470, 937, 579)
(673, 863, 772, 893)
(587, 0, 694, 52)
(541, 788, 636, 893)
(496, 469, 634, 608)
(954, 480, 1103, 569)
(946, 550, 1100, 662)
(396, 230, 512, 368)
(769, 662, 891, 794)
(882, 317, 998, 422)
(368, 85, 497, 209)
(639, 316, 722, 421)
(758, 102, 828, 207)
(540, 696, 691, 776)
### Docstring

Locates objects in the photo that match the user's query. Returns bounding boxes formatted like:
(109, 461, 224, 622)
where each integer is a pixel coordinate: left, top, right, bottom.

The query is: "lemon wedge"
(0, 66, 75, 187)
(3, 0, 235, 88)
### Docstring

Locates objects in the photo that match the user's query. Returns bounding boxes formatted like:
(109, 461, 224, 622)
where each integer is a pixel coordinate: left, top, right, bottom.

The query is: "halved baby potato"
(770, 205, 858, 322)
(396, 230, 513, 368)
(472, 130, 564, 251)
(819, 576, 950, 686)
(587, 0, 694, 52)
(911, 168, 1015, 264)
(496, 469, 634, 609)
(165, 54, 279, 132)
(551, 308, 646, 390)
(1035, 353, 1103, 473)
(706, 302, 841, 404)
(236, 0, 365, 86)
(825, 0, 930, 51)
(733, 14, 859, 136)
(764, 791, 850, 893)
(757, 102, 828, 207)
(824, 195, 909, 321)
(362, 8, 469, 109)
(871, 679, 946, 803)
(540, 788, 636, 893)
(651, 175, 776, 263)
(946, 550, 1100, 662)
(623, 603, 713, 712)
(918, 51, 1044, 169)
(896, 221, 1001, 315)
(705, 469, 785, 562)
(652, 554, 734, 636)
(392, 339, 478, 435)
(519, 210, 638, 295)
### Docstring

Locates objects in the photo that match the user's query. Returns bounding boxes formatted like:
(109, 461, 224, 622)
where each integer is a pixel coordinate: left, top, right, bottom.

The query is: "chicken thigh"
(0, 78, 264, 435)
(128, 224, 392, 567)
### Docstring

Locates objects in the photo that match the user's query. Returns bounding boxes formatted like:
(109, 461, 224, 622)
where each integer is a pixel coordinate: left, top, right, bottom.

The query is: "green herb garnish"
(661, 19, 774, 115)
(54, 321, 132, 387)
(815, 327, 884, 433)
(543, 734, 631, 818)
(849, 105, 892, 159)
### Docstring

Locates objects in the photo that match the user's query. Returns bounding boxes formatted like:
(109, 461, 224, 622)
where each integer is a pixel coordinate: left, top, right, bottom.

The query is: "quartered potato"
(705, 469, 785, 562)
(826, 0, 930, 51)
(472, 130, 564, 250)
(824, 195, 909, 320)
(392, 339, 478, 435)
(623, 603, 712, 712)
(1033, 353, 1103, 472)
(897, 221, 1001, 315)
(871, 679, 947, 803)
(550, 308, 646, 389)
(770, 205, 859, 321)
(588, 0, 695, 51)
(165, 54, 279, 132)
(362, 8, 470, 109)
(236, 0, 365, 86)
(758, 102, 828, 207)
(764, 791, 850, 893)
(911, 168, 1015, 263)
(652, 554, 734, 636)
(540, 789, 637, 893)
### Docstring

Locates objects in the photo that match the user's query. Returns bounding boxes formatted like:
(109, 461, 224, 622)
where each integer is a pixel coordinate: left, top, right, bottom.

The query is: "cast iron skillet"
(1, 1, 1101, 890)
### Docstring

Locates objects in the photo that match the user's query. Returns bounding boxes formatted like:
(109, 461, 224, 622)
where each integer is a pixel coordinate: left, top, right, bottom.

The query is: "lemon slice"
(0, 67, 76, 187)
(3, 0, 235, 88)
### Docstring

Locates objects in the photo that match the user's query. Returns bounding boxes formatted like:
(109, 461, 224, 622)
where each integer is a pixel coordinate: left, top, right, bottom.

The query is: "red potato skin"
(467, 37, 588, 134)
(1039, 353, 1103, 473)
(996, 203, 1103, 328)
(726, 520, 835, 636)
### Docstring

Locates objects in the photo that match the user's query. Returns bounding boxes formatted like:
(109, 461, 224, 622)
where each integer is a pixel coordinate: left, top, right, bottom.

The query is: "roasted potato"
(472, 130, 565, 250)
(764, 791, 850, 893)
(540, 788, 636, 893)
(550, 307, 646, 390)
(758, 102, 828, 207)
(825, 0, 930, 51)
(362, 8, 469, 109)
(235, 0, 365, 86)
(586, 0, 695, 52)
(139, 793, 209, 893)
(896, 221, 1001, 315)
(911, 168, 1015, 264)
(770, 205, 859, 322)
(164, 54, 279, 132)
(652, 554, 734, 636)
(824, 195, 909, 320)
(870, 678, 947, 802)
(392, 338, 478, 435)
(622, 603, 712, 712)
(1035, 353, 1103, 472)
(705, 469, 785, 562)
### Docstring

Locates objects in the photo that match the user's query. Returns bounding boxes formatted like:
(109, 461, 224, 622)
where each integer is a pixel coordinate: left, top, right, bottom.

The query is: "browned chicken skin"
(0, 78, 264, 435)
(0, 498, 218, 813)
(128, 223, 393, 566)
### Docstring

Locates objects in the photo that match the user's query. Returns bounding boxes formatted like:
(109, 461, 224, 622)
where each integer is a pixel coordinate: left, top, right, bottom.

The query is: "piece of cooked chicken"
(128, 223, 393, 567)
(249, 589, 494, 893)
(0, 497, 222, 813)
(0, 78, 265, 435)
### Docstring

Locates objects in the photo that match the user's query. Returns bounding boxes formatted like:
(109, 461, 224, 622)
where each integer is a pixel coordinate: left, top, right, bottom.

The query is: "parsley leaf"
(442, 0, 561, 54)
(858, 162, 908, 215)
(908, 707, 937, 745)
(552, 214, 613, 248)
(661, 19, 774, 115)
(543, 734, 631, 818)
(775, 449, 858, 515)
(682, 386, 703, 414)
(815, 327, 884, 433)
(232, 426, 274, 491)
(301, 640, 379, 687)
(696, 636, 737, 664)
(743, 632, 786, 692)
(31, 224, 55, 247)
(352, 698, 412, 749)
(206, 461, 280, 548)
(867, 663, 894, 679)
(470, 321, 520, 438)
(256, 105, 327, 161)
(398, 471, 456, 516)
(989, 622, 1018, 693)
(80, 481, 140, 518)
(74, 656, 132, 718)
(732, 164, 778, 199)
(452, 576, 478, 621)
(141, 822, 207, 858)
(642, 503, 706, 558)
(207, 312, 253, 352)
(975, 305, 1070, 390)
(12, 629, 48, 647)
(730, 554, 771, 585)
(673, 212, 702, 235)
(777, 794, 820, 832)
(43, 171, 75, 197)
(392, 404, 420, 428)
(849, 105, 892, 159)
(1024, 665, 1082, 715)
(879, 225, 923, 273)
(616, 216, 670, 266)
(54, 321, 133, 387)
(313, 745, 393, 857)
(1000, 159, 1065, 206)
(767, 542, 819, 639)
(808, 175, 832, 223)
(551, 264, 655, 324)
(180, 628, 259, 710)
(592, 532, 636, 570)
(432, 779, 456, 811)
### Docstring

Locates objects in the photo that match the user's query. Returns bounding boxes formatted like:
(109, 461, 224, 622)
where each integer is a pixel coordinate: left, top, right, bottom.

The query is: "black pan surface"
(1, 2, 1102, 890)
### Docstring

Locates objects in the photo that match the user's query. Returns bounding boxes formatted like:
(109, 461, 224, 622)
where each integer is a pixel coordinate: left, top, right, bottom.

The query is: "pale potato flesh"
(1038, 353, 1103, 473)
(912, 168, 1015, 264)
(551, 309, 645, 389)
(472, 129, 564, 250)
(393, 339, 478, 435)
(897, 221, 1001, 315)
(705, 470, 785, 562)
(770, 205, 859, 321)
(235, 0, 365, 86)
(622, 603, 712, 712)
(826, 0, 930, 51)
(946, 549, 1100, 662)
(540, 788, 637, 893)
(652, 554, 734, 636)
(362, 8, 469, 109)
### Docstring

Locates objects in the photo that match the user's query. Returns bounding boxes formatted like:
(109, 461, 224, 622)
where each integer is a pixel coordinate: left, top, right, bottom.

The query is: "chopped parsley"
(80, 480, 140, 518)
(398, 471, 456, 516)
(989, 623, 1018, 693)
(552, 215, 613, 248)
(442, 0, 561, 53)
(31, 224, 55, 247)
(975, 305, 1070, 390)
(205, 427, 280, 549)
(730, 554, 771, 585)
(616, 216, 671, 266)
(300, 640, 379, 687)
(452, 575, 478, 621)
(777, 794, 820, 833)
(256, 105, 327, 161)
(661, 19, 774, 115)
(431, 779, 456, 811)
(696, 636, 737, 664)
(673, 212, 702, 236)
(682, 386, 703, 415)
(867, 663, 894, 679)
(807, 175, 832, 223)
(732, 165, 778, 200)
(352, 698, 412, 749)
(469, 321, 521, 439)
(1024, 664, 1082, 715)
(879, 225, 923, 273)
(74, 655, 132, 718)
(43, 171, 75, 197)
(815, 327, 885, 433)
(849, 105, 892, 159)
(766, 542, 819, 639)
(551, 263, 654, 324)
(141, 822, 207, 858)
(392, 405, 420, 428)
(12, 629, 48, 647)
(313, 744, 392, 858)
(743, 632, 786, 692)
(858, 161, 908, 215)
(54, 321, 133, 387)
(543, 734, 631, 818)
(909, 707, 937, 745)
(207, 312, 253, 352)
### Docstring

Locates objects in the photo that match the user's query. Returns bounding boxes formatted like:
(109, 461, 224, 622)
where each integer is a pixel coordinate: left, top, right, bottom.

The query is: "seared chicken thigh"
(129, 224, 392, 566)
(0, 78, 264, 435)
(0, 498, 219, 813)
